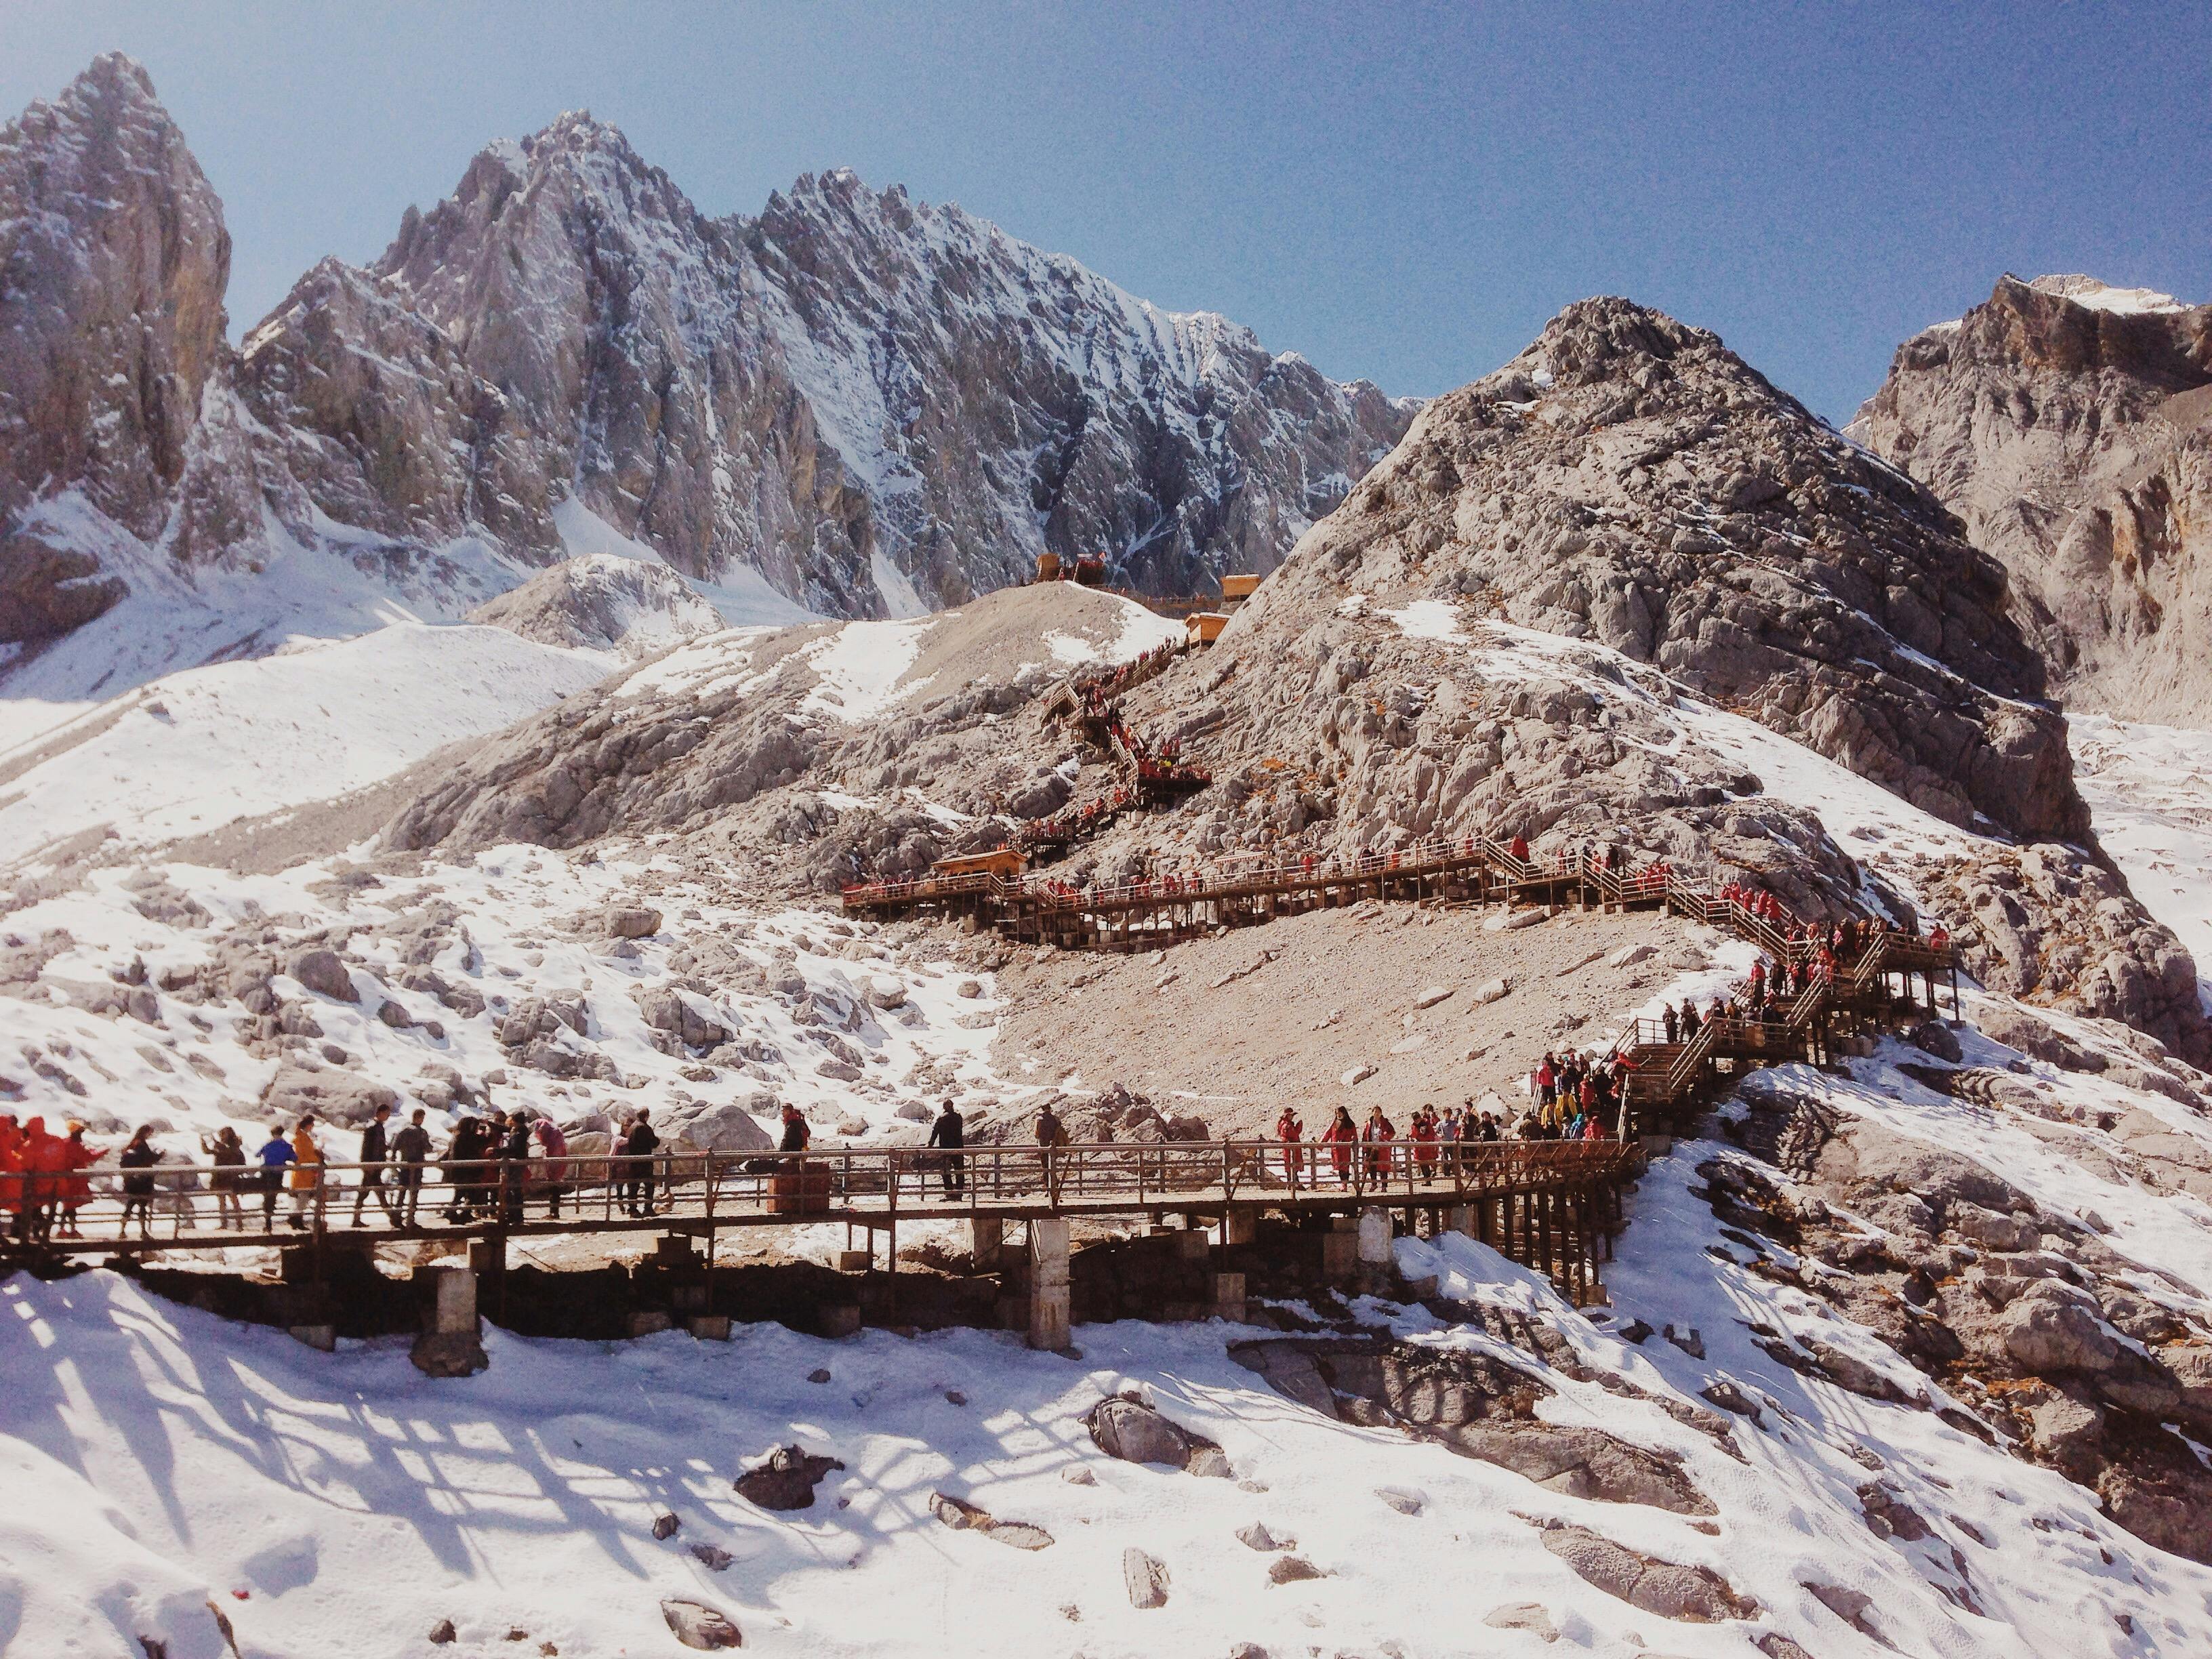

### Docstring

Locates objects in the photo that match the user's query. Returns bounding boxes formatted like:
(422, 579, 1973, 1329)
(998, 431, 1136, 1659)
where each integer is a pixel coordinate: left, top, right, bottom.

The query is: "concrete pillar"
(430, 1265, 478, 1333)
(1356, 1208, 1393, 1267)
(411, 1265, 487, 1378)
(1357, 1206, 1394, 1296)
(1319, 1231, 1358, 1284)
(1447, 1204, 1477, 1239)
(1213, 1271, 1246, 1324)
(1029, 1217, 1071, 1351)
(970, 1216, 1005, 1272)
(1223, 1208, 1258, 1246)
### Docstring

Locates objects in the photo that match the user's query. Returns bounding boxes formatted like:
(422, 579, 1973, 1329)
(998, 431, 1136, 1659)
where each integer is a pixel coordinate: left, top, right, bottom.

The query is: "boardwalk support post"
(970, 1216, 1004, 1271)
(1028, 1217, 1071, 1351)
(1357, 1206, 1393, 1294)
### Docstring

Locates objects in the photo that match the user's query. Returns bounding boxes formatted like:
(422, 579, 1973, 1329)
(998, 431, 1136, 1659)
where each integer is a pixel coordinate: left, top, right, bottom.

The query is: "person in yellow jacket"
(286, 1113, 323, 1230)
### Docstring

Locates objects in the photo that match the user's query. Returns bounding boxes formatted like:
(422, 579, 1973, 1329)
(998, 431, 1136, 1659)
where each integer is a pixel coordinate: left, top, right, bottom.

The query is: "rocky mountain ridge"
(1851, 272, 2212, 726)
(0, 54, 1410, 690)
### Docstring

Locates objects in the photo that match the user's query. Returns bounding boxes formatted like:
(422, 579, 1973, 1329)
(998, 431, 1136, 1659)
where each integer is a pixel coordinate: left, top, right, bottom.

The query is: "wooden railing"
(1, 1138, 1639, 1255)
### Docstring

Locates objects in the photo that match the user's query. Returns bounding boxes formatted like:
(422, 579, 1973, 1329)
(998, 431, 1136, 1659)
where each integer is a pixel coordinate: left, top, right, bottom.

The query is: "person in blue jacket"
(254, 1126, 296, 1233)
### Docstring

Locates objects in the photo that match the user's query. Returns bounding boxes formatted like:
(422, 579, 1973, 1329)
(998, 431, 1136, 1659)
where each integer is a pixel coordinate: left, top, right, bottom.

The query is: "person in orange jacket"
(287, 1115, 323, 1229)
(58, 1122, 100, 1239)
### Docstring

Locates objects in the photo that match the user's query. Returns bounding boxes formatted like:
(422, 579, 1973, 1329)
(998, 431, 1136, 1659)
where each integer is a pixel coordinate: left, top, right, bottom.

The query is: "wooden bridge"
(844, 836, 1959, 1128)
(2, 1140, 1639, 1345)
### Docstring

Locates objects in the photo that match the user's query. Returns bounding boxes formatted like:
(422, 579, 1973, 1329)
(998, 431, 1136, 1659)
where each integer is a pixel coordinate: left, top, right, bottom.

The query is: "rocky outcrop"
(0, 54, 229, 640)
(466, 556, 721, 655)
(1706, 1110, 2212, 1565)
(1210, 296, 2080, 843)
(1852, 274, 2212, 724)
(733, 1443, 843, 1509)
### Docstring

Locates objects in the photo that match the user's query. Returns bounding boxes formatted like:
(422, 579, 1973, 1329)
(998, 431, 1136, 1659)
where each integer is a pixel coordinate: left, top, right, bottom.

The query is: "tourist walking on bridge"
(352, 1103, 396, 1227)
(202, 1126, 245, 1231)
(58, 1122, 98, 1239)
(928, 1099, 966, 1197)
(1275, 1107, 1304, 1189)
(118, 1125, 159, 1239)
(288, 1115, 323, 1229)
(254, 1124, 295, 1233)
(392, 1109, 432, 1227)
(620, 1111, 660, 1218)
(533, 1118, 571, 1219)
(1361, 1106, 1395, 1181)
(1322, 1107, 1356, 1185)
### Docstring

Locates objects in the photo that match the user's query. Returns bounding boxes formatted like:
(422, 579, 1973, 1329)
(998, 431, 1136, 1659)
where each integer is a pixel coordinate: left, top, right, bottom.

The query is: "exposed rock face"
(0, 54, 229, 640)
(1709, 1106, 2212, 1565)
(1852, 274, 2212, 724)
(1, 56, 1410, 676)
(1223, 296, 2079, 842)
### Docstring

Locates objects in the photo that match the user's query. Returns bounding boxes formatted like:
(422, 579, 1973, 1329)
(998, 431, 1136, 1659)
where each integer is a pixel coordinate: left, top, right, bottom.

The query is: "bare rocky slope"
(1851, 273, 2212, 726)
(0, 54, 1410, 672)
(382, 298, 2209, 1064)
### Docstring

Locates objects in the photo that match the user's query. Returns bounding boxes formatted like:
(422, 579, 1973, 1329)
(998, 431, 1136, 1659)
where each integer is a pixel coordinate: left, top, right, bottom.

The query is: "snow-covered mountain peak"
(2028, 272, 2191, 316)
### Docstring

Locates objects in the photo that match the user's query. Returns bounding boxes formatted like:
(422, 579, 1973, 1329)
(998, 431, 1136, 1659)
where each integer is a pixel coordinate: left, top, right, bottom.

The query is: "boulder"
(659, 1600, 742, 1651)
(261, 1063, 398, 1128)
(605, 905, 664, 939)
(1087, 1397, 1195, 1467)
(1122, 1547, 1170, 1610)
(1472, 977, 1513, 1005)
(1236, 1522, 1291, 1553)
(2001, 1280, 2125, 1375)
(1412, 985, 1454, 1009)
(410, 1330, 487, 1378)
(1267, 1556, 1324, 1585)
(734, 1444, 844, 1510)
(289, 948, 358, 1003)
(1910, 1020, 1963, 1062)
(1536, 1521, 1759, 1621)
(865, 975, 907, 1009)
(1483, 1603, 1560, 1643)
(672, 1103, 773, 1154)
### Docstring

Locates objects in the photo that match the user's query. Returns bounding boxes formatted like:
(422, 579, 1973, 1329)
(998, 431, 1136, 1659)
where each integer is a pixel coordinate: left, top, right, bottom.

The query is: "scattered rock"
(1413, 985, 1454, 1009)
(1061, 1465, 1097, 1486)
(1473, 977, 1513, 1005)
(1341, 1063, 1376, 1086)
(930, 1492, 1054, 1549)
(955, 978, 983, 998)
(1700, 1382, 1762, 1424)
(1267, 1555, 1324, 1585)
(1087, 1396, 1196, 1468)
(1376, 1486, 1425, 1515)
(1911, 1021, 1963, 1063)
(1536, 1521, 1759, 1621)
(1237, 1521, 1291, 1552)
(653, 1513, 681, 1540)
(734, 1444, 844, 1510)
(689, 1544, 734, 1572)
(806, 1368, 832, 1384)
(605, 906, 663, 939)
(288, 948, 357, 1002)
(409, 1330, 488, 1378)
(1483, 1602, 1560, 1643)
(1664, 1326, 1705, 1359)
(1805, 1581, 1885, 1642)
(659, 1599, 742, 1650)
(428, 1620, 457, 1646)
(1123, 1547, 1170, 1610)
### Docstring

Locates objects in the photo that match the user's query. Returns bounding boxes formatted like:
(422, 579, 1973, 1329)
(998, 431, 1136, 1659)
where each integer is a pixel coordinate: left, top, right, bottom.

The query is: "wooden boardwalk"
(844, 836, 1959, 1125)
(2, 1140, 1638, 1305)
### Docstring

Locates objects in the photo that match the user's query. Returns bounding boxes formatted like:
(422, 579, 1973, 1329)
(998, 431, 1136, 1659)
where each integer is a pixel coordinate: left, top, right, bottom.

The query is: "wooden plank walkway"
(1, 1141, 1639, 1303)
(843, 834, 1959, 1125)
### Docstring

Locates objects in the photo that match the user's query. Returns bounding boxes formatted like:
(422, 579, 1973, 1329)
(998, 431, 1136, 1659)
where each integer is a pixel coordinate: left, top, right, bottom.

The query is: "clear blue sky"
(5, 1, 2206, 422)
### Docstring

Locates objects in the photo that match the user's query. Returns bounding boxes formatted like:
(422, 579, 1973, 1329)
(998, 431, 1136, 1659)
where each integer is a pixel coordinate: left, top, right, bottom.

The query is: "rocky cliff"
(0, 56, 1410, 677)
(1851, 274, 2212, 725)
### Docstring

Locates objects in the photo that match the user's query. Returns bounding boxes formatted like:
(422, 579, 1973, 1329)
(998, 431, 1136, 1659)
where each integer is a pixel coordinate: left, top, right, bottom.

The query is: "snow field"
(0, 625, 617, 866)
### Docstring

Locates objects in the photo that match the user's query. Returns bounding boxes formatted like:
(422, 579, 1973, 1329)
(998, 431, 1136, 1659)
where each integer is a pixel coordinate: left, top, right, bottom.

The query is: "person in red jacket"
(1321, 1107, 1357, 1187)
(0, 1113, 22, 1233)
(1275, 1107, 1305, 1190)
(17, 1117, 69, 1244)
